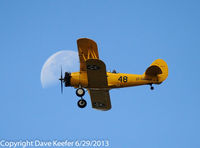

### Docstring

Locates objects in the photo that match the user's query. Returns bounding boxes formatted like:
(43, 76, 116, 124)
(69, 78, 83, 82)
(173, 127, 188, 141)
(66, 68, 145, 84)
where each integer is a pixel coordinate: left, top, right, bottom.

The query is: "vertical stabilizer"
(145, 59, 168, 83)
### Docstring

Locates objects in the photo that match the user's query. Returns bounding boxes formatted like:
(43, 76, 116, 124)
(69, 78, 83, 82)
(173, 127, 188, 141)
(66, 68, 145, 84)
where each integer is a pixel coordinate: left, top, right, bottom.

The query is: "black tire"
(76, 88, 85, 97)
(77, 99, 87, 108)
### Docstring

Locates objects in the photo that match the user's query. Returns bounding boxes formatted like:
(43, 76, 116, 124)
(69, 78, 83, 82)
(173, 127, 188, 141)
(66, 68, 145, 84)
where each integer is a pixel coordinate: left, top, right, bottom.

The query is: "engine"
(64, 72, 71, 87)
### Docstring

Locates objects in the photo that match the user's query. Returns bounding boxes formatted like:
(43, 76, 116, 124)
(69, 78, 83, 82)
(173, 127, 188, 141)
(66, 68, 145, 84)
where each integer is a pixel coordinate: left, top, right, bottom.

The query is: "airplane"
(59, 38, 168, 111)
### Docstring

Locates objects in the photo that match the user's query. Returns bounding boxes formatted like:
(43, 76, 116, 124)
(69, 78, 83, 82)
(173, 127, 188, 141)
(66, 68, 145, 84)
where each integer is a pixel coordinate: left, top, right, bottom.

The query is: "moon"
(41, 50, 79, 88)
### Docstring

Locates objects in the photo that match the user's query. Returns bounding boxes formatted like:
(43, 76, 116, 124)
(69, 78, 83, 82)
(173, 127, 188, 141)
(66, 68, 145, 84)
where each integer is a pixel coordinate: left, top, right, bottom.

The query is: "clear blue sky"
(0, 0, 200, 148)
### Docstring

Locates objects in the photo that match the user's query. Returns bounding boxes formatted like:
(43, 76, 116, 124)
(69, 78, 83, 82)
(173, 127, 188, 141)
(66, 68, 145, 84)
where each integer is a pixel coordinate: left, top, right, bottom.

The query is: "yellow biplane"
(59, 38, 168, 111)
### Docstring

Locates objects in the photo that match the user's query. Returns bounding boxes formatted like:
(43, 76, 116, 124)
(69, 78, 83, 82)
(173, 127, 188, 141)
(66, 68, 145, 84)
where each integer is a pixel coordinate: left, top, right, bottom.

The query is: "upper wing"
(77, 39, 111, 110)
(88, 89, 111, 111)
(77, 38, 99, 71)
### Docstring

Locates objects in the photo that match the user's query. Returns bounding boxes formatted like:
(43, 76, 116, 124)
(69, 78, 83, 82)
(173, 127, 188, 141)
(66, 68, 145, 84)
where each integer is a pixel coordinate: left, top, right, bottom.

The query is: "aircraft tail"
(144, 59, 168, 83)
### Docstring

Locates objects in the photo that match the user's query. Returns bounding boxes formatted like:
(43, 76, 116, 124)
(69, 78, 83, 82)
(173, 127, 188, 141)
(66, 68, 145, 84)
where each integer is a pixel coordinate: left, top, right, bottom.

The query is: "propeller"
(59, 66, 64, 94)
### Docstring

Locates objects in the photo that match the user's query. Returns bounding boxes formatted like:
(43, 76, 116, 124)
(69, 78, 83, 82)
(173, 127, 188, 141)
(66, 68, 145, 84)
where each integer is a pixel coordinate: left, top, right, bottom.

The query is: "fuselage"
(70, 71, 161, 89)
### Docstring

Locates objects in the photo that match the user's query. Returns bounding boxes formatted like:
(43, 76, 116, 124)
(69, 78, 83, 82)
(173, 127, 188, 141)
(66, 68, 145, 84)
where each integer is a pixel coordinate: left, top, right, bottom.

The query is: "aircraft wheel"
(150, 86, 154, 90)
(77, 99, 87, 108)
(150, 84, 154, 90)
(76, 88, 85, 97)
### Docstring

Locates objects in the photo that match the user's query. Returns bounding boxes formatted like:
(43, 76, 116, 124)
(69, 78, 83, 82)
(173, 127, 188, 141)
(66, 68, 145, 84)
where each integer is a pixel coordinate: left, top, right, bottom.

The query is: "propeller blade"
(61, 66, 63, 79)
(59, 66, 64, 94)
(61, 80, 63, 94)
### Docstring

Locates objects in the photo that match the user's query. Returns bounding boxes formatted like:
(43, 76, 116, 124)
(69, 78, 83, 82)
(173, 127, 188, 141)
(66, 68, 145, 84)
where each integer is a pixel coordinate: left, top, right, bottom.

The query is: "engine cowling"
(64, 72, 71, 87)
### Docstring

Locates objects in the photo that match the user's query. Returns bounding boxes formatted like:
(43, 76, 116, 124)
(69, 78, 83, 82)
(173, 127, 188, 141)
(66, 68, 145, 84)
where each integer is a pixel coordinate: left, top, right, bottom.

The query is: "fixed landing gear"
(76, 87, 87, 108)
(76, 88, 85, 97)
(150, 84, 154, 90)
(77, 98, 87, 108)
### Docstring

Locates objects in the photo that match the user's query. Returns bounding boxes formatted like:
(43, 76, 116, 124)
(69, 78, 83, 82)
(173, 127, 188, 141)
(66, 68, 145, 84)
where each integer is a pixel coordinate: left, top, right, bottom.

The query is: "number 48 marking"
(118, 76, 128, 82)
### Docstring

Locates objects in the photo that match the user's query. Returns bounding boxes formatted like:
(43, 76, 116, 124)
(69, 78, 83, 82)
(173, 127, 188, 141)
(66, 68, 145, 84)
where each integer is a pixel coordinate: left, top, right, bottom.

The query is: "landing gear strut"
(150, 84, 154, 90)
(76, 87, 87, 108)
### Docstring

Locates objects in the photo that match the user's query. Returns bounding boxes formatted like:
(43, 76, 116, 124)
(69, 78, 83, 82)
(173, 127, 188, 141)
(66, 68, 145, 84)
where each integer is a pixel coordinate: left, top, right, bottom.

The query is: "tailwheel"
(76, 88, 85, 97)
(150, 84, 154, 90)
(77, 99, 87, 108)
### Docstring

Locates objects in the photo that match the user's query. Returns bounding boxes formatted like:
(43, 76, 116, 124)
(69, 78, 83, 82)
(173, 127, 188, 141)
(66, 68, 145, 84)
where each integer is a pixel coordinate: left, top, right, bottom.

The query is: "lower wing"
(88, 89, 111, 111)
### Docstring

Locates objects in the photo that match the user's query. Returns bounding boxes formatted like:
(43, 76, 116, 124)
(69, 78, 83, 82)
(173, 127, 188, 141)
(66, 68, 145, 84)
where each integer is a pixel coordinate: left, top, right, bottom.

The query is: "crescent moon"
(40, 50, 79, 88)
